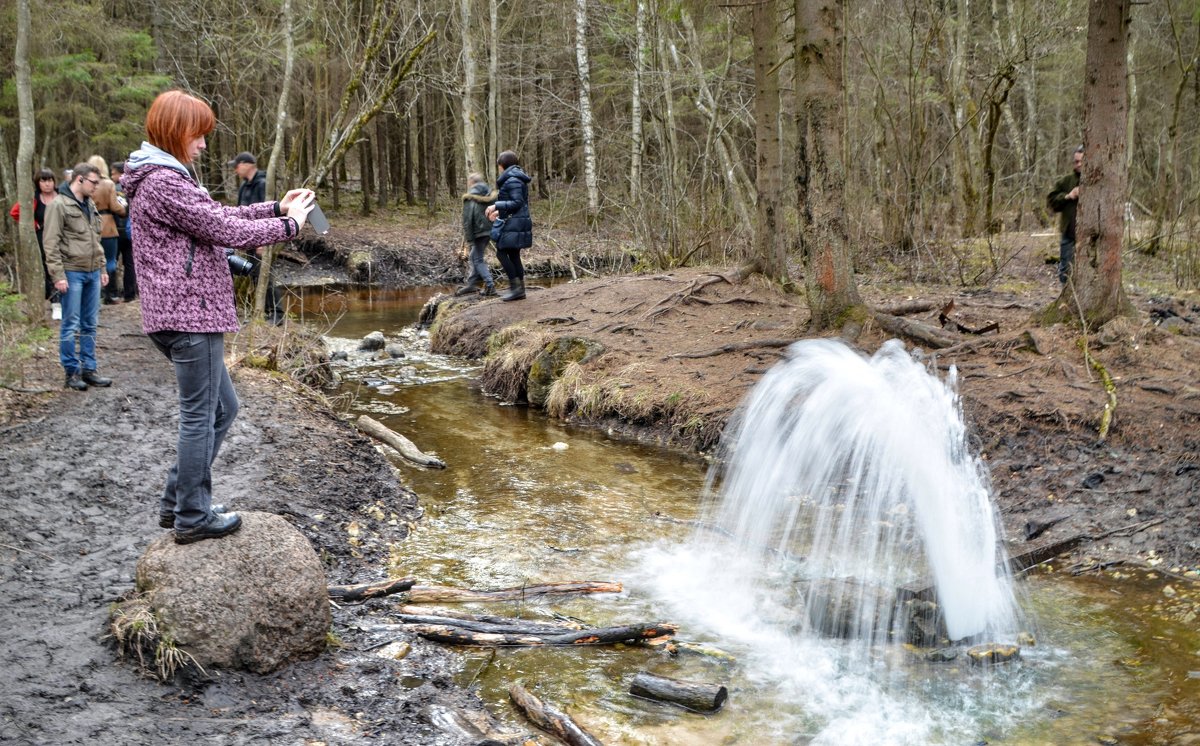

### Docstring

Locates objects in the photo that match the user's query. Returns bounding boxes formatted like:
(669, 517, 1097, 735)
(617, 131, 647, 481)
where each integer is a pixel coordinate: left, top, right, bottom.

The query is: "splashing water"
(699, 338, 1018, 644)
(638, 339, 1025, 741)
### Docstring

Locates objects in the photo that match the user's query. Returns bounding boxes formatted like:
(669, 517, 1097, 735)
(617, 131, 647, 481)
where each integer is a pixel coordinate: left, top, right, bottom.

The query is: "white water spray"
(699, 338, 1018, 645)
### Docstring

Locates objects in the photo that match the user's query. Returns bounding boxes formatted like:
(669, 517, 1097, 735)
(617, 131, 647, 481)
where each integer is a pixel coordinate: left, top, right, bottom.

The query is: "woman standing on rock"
(122, 90, 315, 544)
(485, 151, 533, 301)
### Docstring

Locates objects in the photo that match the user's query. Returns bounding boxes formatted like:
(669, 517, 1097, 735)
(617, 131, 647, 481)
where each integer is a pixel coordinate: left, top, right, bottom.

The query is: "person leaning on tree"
(1047, 145, 1083, 285)
(42, 162, 113, 392)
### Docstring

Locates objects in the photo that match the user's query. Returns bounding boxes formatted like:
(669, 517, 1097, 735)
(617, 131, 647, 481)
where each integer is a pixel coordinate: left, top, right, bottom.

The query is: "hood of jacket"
(496, 165, 531, 188)
(122, 142, 194, 200)
(463, 181, 497, 202)
(56, 181, 93, 218)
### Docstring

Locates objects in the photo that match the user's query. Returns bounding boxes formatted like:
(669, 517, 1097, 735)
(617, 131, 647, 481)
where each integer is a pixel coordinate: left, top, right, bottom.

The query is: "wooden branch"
(356, 414, 446, 468)
(510, 683, 604, 746)
(629, 672, 728, 712)
(328, 576, 416, 602)
(665, 338, 794, 360)
(874, 299, 939, 316)
(872, 312, 963, 349)
(392, 612, 583, 635)
(411, 622, 677, 647)
(405, 580, 622, 604)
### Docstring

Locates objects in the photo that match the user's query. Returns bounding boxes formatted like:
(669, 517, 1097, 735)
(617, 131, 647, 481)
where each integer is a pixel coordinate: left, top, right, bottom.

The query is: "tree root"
(1077, 337, 1117, 443)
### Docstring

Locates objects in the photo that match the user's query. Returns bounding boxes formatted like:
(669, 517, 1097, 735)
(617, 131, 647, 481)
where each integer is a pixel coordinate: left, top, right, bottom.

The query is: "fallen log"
(392, 612, 583, 635)
(409, 622, 678, 647)
(875, 299, 939, 316)
(406, 580, 622, 604)
(328, 576, 416, 603)
(898, 534, 1089, 601)
(394, 605, 583, 629)
(629, 672, 728, 713)
(356, 415, 446, 468)
(872, 312, 962, 349)
(509, 683, 604, 746)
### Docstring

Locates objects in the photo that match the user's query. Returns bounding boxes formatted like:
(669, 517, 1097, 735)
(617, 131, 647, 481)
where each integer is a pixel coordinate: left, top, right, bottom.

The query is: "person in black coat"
(484, 151, 533, 301)
(229, 152, 283, 323)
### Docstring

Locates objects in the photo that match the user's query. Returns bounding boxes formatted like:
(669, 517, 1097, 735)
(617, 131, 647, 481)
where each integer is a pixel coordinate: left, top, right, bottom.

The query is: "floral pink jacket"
(122, 163, 296, 334)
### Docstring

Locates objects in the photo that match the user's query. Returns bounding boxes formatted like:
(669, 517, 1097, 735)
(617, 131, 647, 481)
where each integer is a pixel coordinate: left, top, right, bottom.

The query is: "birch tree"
(575, 0, 600, 219)
(14, 0, 40, 321)
(255, 0, 297, 322)
(629, 0, 648, 202)
(460, 0, 483, 176)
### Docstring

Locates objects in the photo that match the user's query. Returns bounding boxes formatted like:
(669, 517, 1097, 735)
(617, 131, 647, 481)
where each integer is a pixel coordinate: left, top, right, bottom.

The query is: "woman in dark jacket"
(9, 169, 60, 300)
(485, 151, 533, 301)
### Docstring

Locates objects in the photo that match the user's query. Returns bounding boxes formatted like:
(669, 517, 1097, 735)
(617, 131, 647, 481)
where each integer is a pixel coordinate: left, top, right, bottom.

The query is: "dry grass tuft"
(478, 324, 553, 402)
(107, 593, 205, 681)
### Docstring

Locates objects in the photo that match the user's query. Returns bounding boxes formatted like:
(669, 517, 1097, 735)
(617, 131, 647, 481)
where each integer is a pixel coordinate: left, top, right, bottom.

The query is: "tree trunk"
(14, 0, 41, 322)
(751, 0, 787, 283)
(460, 0, 482, 176)
(487, 0, 500, 163)
(256, 0, 296, 322)
(796, 0, 863, 330)
(1042, 0, 1135, 328)
(575, 0, 600, 220)
(629, 0, 647, 202)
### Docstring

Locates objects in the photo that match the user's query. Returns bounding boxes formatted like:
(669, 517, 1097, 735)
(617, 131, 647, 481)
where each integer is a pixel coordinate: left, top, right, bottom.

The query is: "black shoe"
(81, 370, 112, 387)
(173, 511, 242, 545)
(480, 285, 497, 297)
(502, 278, 526, 302)
(159, 503, 228, 529)
(65, 373, 88, 391)
(453, 284, 478, 297)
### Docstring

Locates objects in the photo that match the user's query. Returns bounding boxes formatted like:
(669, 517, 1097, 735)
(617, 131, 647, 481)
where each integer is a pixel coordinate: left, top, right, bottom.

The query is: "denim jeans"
(101, 236, 119, 275)
(59, 269, 101, 374)
(1058, 234, 1075, 284)
(465, 235, 493, 287)
(149, 331, 239, 530)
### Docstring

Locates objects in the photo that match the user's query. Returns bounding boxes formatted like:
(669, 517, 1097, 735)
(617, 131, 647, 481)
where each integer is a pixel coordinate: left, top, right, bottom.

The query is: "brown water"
(299, 285, 1200, 745)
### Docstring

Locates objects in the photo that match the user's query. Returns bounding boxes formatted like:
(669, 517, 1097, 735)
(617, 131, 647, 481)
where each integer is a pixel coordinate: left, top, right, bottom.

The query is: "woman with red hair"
(122, 90, 315, 544)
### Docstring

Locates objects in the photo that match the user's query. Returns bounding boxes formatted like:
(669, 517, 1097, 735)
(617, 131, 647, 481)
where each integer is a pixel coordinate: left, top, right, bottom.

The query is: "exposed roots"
(107, 593, 205, 682)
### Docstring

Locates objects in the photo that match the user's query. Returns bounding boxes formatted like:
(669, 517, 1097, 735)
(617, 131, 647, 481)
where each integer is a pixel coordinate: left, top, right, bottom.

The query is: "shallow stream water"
(298, 285, 1200, 746)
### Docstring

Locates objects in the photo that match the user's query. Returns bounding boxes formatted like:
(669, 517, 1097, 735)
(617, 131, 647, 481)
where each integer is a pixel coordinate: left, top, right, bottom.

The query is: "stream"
(297, 285, 1200, 745)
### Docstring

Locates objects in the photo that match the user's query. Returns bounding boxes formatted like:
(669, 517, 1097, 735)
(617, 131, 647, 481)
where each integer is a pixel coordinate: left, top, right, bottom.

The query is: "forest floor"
(0, 216, 1198, 745)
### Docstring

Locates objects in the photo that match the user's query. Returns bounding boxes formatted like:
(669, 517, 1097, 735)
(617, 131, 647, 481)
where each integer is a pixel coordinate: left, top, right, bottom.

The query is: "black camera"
(225, 249, 257, 277)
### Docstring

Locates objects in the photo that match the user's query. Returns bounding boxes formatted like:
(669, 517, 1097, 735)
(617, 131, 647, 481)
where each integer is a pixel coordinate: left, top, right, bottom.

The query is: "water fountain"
(698, 338, 1019, 648)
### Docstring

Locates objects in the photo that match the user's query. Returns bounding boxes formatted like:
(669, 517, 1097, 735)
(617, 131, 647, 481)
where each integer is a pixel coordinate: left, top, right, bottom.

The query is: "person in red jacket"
(9, 168, 61, 303)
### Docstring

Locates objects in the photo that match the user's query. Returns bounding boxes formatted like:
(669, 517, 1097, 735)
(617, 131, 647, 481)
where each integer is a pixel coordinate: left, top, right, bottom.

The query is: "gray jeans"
(465, 235, 493, 288)
(149, 331, 238, 529)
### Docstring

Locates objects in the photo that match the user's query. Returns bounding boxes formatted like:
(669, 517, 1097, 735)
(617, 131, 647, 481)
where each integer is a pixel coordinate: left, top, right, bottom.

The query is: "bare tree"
(629, 0, 648, 202)
(460, 0, 483, 176)
(1042, 0, 1135, 326)
(575, 0, 600, 219)
(14, 0, 40, 321)
(796, 0, 863, 329)
(750, 0, 787, 282)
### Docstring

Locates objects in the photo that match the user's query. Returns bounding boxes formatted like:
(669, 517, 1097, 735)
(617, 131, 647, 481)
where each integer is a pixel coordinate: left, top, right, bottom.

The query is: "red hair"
(145, 90, 215, 163)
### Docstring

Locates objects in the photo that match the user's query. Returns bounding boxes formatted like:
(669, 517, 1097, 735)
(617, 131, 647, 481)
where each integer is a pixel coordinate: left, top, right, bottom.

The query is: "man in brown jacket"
(43, 162, 113, 391)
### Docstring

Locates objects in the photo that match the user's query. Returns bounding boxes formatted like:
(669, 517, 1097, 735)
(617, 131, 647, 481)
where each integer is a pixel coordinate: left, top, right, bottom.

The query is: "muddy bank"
(422, 262, 1200, 571)
(0, 302, 524, 745)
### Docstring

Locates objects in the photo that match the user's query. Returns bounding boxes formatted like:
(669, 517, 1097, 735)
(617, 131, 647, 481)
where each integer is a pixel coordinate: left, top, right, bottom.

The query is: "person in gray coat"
(456, 173, 497, 296)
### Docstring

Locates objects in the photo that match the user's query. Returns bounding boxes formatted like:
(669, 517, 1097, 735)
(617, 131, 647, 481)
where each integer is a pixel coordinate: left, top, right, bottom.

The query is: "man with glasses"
(43, 162, 114, 391)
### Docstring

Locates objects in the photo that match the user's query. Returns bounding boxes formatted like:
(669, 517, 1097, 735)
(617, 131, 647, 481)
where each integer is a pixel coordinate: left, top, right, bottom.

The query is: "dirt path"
(0, 303, 510, 745)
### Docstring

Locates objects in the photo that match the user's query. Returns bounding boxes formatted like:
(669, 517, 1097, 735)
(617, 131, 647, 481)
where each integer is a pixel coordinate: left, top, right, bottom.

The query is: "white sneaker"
(51, 303, 62, 320)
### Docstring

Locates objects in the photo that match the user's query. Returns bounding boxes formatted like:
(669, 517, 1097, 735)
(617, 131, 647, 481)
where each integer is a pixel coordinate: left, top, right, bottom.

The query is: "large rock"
(135, 511, 331, 674)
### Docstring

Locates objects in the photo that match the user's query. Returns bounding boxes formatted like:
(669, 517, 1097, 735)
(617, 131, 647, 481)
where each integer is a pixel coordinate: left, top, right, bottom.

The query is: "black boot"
(454, 283, 478, 297)
(65, 373, 88, 391)
(82, 369, 112, 387)
(502, 278, 525, 302)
